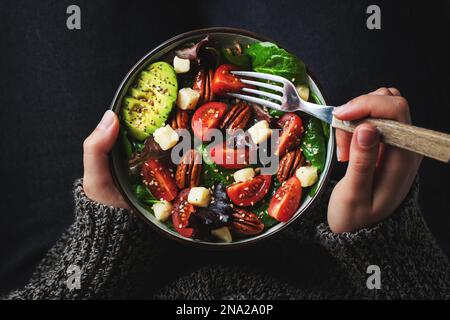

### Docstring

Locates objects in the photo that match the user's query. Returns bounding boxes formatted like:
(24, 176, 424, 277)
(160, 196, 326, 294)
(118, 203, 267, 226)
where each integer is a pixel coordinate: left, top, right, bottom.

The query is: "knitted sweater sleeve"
(3, 179, 164, 300)
(314, 179, 450, 299)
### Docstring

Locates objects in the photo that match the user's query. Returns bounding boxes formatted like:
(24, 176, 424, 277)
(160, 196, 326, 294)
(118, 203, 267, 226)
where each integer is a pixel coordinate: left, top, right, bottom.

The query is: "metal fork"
(228, 71, 450, 162)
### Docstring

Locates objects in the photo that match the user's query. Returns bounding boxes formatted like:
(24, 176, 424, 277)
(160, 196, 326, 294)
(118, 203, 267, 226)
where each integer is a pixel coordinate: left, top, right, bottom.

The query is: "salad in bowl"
(111, 28, 334, 247)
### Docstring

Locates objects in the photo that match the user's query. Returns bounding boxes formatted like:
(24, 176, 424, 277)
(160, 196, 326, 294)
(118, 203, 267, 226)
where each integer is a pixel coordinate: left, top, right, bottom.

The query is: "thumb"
(83, 110, 119, 188)
(344, 123, 380, 200)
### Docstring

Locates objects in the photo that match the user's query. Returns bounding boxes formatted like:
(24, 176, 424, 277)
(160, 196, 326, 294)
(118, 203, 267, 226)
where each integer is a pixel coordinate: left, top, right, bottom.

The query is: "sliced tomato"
(171, 188, 197, 238)
(268, 176, 302, 222)
(275, 113, 304, 157)
(226, 175, 272, 207)
(191, 102, 227, 141)
(211, 64, 246, 96)
(210, 143, 249, 169)
(141, 159, 178, 202)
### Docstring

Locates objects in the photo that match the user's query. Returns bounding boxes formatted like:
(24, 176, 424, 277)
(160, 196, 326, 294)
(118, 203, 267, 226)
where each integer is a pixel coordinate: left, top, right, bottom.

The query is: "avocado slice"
(122, 62, 178, 141)
(123, 87, 176, 141)
(145, 62, 178, 98)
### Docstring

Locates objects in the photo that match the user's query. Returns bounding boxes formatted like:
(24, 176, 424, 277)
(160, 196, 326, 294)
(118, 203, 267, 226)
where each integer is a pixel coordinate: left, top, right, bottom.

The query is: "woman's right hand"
(328, 88, 422, 233)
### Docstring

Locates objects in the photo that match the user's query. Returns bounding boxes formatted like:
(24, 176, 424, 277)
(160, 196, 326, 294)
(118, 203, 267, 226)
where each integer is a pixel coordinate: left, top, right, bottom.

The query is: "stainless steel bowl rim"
(109, 27, 335, 249)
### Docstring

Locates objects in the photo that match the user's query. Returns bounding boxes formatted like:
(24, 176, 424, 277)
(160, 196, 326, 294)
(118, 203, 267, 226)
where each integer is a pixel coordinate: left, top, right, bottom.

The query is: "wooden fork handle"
(332, 117, 450, 162)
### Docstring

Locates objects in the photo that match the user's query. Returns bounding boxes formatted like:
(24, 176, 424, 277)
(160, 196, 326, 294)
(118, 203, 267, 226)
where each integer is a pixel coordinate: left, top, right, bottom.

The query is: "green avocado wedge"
(122, 61, 177, 141)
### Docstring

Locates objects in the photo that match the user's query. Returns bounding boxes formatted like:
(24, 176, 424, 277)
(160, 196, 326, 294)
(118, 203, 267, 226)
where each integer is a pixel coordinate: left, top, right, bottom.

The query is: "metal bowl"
(110, 27, 335, 249)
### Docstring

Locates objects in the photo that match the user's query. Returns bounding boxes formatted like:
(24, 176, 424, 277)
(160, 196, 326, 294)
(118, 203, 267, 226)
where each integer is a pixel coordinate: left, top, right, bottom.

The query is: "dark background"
(0, 0, 449, 294)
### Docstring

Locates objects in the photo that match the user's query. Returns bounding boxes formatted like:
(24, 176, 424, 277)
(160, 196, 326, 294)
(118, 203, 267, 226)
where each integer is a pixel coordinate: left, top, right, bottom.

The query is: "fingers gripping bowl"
(110, 28, 334, 248)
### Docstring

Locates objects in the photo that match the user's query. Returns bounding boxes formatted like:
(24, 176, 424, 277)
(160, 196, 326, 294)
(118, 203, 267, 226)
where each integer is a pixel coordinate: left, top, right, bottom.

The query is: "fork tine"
(231, 71, 289, 85)
(227, 93, 284, 111)
(239, 79, 284, 93)
(241, 87, 283, 102)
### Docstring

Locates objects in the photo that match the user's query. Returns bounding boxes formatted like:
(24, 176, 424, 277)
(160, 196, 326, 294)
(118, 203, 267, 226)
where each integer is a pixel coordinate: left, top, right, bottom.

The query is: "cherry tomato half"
(268, 176, 302, 222)
(226, 175, 272, 207)
(211, 64, 246, 96)
(141, 159, 178, 202)
(171, 188, 196, 238)
(275, 113, 304, 157)
(210, 143, 249, 169)
(191, 102, 227, 141)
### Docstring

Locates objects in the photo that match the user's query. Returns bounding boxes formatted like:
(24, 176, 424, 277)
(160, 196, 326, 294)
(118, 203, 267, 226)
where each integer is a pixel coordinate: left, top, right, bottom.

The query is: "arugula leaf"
(247, 42, 307, 85)
(133, 183, 159, 205)
(134, 185, 173, 230)
(301, 117, 326, 173)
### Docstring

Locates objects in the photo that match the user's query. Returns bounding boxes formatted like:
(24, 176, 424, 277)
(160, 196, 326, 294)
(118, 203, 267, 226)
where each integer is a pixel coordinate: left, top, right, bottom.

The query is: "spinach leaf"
(310, 90, 330, 139)
(256, 204, 278, 228)
(252, 196, 278, 228)
(197, 144, 234, 187)
(301, 117, 326, 173)
(133, 183, 159, 205)
(132, 140, 145, 153)
(310, 90, 322, 104)
(321, 120, 330, 139)
(307, 181, 320, 197)
(165, 219, 176, 232)
(268, 108, 284, 117)
(247, 42, 307, 85)
(121, 129, 133, 159)
(222, 47, 251, 69)
(251, 178, 280, 228)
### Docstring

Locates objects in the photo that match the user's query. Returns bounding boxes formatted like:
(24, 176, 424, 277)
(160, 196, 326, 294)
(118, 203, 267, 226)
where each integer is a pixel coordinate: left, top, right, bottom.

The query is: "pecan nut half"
(193, 69, 215, 105)
(175, 149, 202, 189)
(276, 149, 304, 183)
(220, 102, 252, 133)
(228, 209, 264, 235)
(171, 109, 190, 130)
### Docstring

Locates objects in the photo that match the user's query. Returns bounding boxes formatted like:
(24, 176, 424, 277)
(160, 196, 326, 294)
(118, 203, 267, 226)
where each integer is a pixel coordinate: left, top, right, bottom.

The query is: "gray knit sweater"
(3, 178, 450, 300)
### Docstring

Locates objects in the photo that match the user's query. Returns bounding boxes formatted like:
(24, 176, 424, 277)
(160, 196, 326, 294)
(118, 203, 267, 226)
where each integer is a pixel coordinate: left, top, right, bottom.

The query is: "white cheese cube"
(248, 120, 272, 145)
(187, 187, 211, 207)
(176, 88, 200, 110)
(153, 125, 179, 151)
(211, 226, 232, 243)
(233, 168, 255, 183)
(152, 201, 173, 222)
(296, 166, 318, 187)
(173, 56, 190, 74)
(297, 85, 310, 101)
